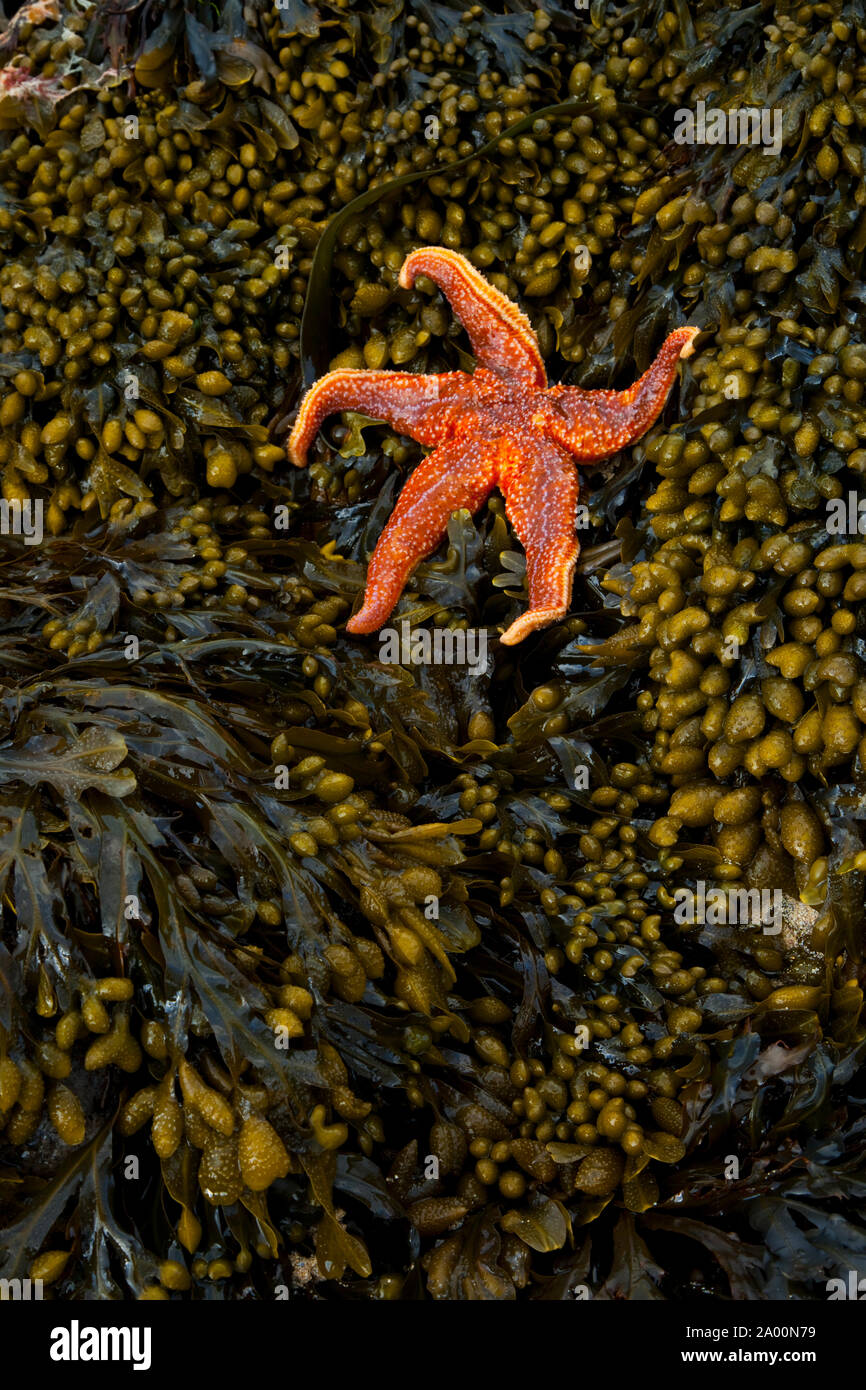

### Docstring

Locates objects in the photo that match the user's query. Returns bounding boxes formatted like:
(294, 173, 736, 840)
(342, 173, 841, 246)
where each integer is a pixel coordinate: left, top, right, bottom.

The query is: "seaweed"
(0, 0, 865, 1305)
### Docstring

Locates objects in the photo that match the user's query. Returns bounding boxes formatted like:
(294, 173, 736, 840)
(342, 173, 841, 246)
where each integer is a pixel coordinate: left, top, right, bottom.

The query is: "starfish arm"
(287, 368, 471, 466)
(541, 326, 700, 461)
(498, 436, 581, 646)
(399, 247, 547, 391)
(346, 434, 498, 634)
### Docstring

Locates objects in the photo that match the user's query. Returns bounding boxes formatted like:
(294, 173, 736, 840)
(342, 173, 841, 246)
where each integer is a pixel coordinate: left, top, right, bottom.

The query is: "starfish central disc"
(289, 247, 699, 645)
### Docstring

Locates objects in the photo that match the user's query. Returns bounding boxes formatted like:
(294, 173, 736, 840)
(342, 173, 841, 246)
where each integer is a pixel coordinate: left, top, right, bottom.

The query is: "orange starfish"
(289, 248, 698, 645)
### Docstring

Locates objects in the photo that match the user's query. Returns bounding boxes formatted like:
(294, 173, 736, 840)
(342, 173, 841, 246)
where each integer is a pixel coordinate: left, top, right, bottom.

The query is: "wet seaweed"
(0, 0, 865, 1303)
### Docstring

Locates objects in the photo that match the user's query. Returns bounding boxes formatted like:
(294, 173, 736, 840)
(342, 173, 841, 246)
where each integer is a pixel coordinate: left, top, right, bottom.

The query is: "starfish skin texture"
(289, 247, 699, 645)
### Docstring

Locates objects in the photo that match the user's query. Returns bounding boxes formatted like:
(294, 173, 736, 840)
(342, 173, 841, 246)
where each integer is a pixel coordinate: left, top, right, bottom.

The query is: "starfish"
(289, 247, 699, 645)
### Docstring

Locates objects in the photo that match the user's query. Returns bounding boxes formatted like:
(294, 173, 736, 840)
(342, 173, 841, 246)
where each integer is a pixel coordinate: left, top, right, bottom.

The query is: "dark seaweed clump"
(1, 0, 866, 1300)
